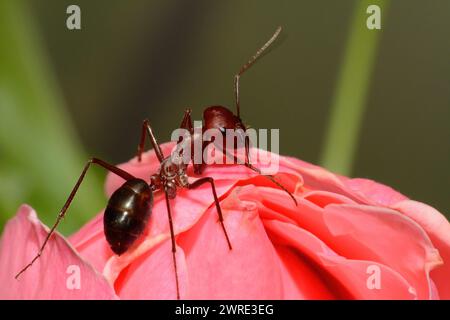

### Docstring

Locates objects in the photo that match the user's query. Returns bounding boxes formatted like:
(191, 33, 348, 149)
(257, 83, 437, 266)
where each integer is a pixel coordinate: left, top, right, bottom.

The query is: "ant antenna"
(234, 26, 282, 118)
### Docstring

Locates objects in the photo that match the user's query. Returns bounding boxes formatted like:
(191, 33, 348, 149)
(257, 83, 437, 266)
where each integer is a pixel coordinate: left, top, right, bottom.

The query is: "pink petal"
(69, 211, 114, 275)
(237, 186, 354, 248)
(236, 186, 442, 299)
(274, 245, 337, 299)
(265, 219, 417, 299)
(0, 205, 117, 299)
(115, 241, 188, 299)
(341, 177, 408, 207)
(392, 200, 450, 299)
(282, 156, 408, 207)
(280, 157, 368, 203)
(176, 191, 283, 299)
(282, 152, 447, 298)
(322, 204, 443, 299)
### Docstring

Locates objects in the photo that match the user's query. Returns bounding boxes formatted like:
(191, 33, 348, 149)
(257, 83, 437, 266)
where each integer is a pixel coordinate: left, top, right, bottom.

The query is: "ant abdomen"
(104, 178, 153, 255)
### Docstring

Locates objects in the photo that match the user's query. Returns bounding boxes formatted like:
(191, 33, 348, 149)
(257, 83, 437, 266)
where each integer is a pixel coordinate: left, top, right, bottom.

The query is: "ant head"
(203, 106, 244, 133)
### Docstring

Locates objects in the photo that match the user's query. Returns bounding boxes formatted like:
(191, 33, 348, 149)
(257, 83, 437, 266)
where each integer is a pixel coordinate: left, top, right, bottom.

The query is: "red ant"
(15, 26, 296, 300)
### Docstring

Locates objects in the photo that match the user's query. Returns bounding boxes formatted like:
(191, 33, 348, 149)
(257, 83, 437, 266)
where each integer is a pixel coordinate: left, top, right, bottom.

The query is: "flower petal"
(282, 157, 408, 207)
(176, 191, 283, 299)
(0, 205, 117, 299)
(115, 241, 188, 299)
(69, 211, 113, 276)
(265, 219, 417, 299)
(236, 186, 441, 299)
(341, 178, 408, 206)
(391, 200, 450, 298)
(322, 204, 443, 299)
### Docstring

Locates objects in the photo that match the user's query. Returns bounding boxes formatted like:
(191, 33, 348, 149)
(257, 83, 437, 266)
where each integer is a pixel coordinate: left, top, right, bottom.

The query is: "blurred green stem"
(320, 0, 389, 175)
(0, 1, 104, 234)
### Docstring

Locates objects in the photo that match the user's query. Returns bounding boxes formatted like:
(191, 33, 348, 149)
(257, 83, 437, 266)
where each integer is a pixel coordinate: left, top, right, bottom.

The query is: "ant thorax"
(151, 155, 189, 198)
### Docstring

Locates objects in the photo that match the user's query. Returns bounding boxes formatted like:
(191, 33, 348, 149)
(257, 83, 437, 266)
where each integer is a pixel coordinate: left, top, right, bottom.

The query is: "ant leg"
(179, 108, 193, 134)
(15, 158, 135, 279)
(188, 177, 232, 250)
(179, 108, 205, 175)
(137, 119, 165, 163)
(234, 26, 282, 118)
(163, 189, 180, 300)
(221, 136, 298, 206)
(242, 135, 298, 206)
(243, 162, 298, 206)
(178, 108, 194, 160)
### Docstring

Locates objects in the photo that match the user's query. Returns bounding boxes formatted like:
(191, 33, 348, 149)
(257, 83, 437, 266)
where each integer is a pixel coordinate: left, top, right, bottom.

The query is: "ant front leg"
(179, 109, 205, 175)
(163, 189, 180, 300)
(15, 158, 135, 279)
(222, 134, 298, 206)
(242, 135, 298, 206)
(137, 119, 165, 163)
(188, 177, 232, 250)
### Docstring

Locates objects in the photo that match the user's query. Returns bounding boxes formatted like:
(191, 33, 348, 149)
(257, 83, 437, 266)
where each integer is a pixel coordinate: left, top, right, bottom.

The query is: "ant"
(15, 26, 296, 300)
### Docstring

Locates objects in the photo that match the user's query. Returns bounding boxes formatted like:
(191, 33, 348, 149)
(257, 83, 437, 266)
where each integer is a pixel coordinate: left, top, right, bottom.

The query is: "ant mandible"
(15, 26, 296, 300)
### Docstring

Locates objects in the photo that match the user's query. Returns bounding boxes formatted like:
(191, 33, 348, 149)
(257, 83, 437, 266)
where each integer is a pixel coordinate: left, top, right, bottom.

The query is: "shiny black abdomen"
(104, 178, 153, 255)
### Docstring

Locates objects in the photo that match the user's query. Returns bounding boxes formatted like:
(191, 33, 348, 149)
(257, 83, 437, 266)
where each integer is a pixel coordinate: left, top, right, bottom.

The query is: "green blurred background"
(0, 0, 448, 235)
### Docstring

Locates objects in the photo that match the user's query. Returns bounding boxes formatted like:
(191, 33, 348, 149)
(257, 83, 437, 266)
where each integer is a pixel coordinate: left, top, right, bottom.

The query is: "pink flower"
(0, 143, 449, 299)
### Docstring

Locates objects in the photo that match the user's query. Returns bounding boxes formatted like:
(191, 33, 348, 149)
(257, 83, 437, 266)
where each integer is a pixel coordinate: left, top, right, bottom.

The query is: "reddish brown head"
(193, 106, 247, 175)
(203, 106, 245, 132)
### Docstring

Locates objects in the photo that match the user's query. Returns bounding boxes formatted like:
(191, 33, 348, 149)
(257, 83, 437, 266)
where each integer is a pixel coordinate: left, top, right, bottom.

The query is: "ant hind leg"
(15, 158, 135, 279)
